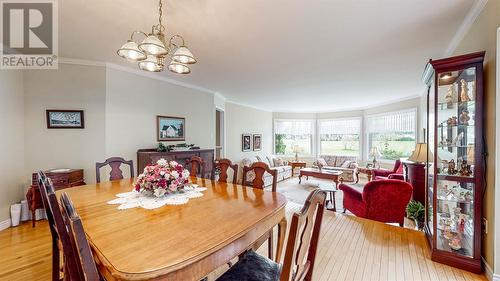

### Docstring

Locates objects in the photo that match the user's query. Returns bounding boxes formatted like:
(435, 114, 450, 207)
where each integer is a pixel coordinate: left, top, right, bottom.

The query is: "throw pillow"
(317, 158, 328, 166)
(340, 160, 352, 168)
(274, 157, 285, 167)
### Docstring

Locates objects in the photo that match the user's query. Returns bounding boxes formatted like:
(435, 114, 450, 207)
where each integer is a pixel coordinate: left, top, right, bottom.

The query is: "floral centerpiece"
(135, 159, 190, 197)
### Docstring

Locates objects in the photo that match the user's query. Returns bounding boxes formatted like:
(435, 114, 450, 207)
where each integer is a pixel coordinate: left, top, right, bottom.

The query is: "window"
(366, 109, 416, 161)
(319, 118, 361, 156)
(274, 119, 314, 156)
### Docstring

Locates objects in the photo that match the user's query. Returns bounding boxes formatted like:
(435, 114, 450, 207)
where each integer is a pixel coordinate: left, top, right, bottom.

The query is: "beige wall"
(226, 102, 273, 166)
(452, 0, 499, 270)
(23, 64, 107, 185)
(105, 68, 216, 168)
(0, 71, 25, 222)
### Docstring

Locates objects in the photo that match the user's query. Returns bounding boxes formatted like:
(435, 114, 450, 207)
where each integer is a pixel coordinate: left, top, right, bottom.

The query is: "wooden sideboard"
(137, 149, 215, 179)
(27, 169, 85, 227)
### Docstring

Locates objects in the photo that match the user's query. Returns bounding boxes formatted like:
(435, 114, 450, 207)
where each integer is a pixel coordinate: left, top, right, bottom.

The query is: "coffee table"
(289, 161, 307, 176)
(299, 168, 342, 212)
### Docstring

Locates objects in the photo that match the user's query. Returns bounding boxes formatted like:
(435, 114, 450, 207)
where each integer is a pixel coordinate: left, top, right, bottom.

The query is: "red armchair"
(339, 179, 413, 226)
(372, 159, 404, 180)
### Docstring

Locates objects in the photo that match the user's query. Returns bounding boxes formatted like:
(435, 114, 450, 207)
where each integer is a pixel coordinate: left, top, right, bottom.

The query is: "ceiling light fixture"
(117, 0, 196, 74)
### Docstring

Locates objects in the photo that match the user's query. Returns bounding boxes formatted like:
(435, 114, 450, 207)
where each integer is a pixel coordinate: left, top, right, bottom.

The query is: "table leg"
(276, 217, 287, 263)
(367, 172, 373, 182)
(299, 174, 302, 184)
(325, 191, 336, 212)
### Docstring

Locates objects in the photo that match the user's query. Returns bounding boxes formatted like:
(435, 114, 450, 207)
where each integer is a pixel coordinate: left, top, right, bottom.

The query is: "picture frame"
(253, 134, 262, 151)
(46, 110, 84, 129)
(157, 116, 186, 141)
(242, 134, 252, 152)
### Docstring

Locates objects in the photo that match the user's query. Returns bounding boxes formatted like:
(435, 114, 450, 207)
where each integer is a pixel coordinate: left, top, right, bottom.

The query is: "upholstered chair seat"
(217, 250, 281, 281)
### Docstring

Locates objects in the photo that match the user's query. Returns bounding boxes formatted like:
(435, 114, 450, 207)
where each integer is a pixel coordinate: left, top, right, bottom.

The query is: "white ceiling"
(59, 0, 475, 112)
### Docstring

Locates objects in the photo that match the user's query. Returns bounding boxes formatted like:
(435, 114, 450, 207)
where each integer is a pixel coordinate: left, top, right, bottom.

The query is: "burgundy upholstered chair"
(372, 159, 404, 180)
(95, 157, 134, 183)
(339, 179, 413, 226)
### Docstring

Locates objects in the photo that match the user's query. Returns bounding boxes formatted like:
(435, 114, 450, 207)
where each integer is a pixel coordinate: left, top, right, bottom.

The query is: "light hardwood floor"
(0, 211, 486, 281)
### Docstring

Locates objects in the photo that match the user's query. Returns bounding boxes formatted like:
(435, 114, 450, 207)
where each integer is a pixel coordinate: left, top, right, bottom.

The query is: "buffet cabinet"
(137, 149, 215, 179)
(422, 51, 484, 273)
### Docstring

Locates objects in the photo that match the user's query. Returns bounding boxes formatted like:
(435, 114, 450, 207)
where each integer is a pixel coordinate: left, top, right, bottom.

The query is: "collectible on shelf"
(460, 79, 471, 102)
(459, 110, 470, 125)
(458, 214, 468, 233)
(443, 227, 454, 240)
(445, 85, 457, 108)
(452, 132, 464, 146)
(449, 237, 462, 250)
(459, 159, 473, 177)
(447, 116, 458, 126)
(447, 159, 457, 175)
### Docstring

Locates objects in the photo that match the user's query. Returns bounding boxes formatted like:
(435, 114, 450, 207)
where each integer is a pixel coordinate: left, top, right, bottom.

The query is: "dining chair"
(40, 177, 83, 281)
(217, 189, 327, 281)
(59, 192, 101, 281)
(37, 171, 62, 281)
(242, 162, 277, 192)
(95, 157, 134, 183)
(242, 162, 278, 259)
(212, 158, 238, 184)
(186, 156, 205, 178)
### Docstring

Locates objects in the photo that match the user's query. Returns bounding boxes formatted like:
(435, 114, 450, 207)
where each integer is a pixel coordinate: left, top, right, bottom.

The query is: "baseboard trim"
(0, 219, 11, 231)
(483, 257, 500, 281)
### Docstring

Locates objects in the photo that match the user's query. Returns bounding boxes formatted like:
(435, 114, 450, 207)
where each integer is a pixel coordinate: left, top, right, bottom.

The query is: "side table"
(356, 167, 373, 182)
(289, 161, 306, 176)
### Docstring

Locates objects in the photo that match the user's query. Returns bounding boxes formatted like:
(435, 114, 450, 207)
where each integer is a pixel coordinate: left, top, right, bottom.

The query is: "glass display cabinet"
(422, 51, 484, 273)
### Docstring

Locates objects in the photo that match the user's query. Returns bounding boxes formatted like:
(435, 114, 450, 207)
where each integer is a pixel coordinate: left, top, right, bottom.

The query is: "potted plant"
(406, 200, 425, 230)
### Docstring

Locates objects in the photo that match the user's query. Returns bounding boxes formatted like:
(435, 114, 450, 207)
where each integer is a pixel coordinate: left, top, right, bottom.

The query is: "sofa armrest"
(388, 173, 405, 180)
(338, 183, 363, 201)
(372, 168, 393, 178)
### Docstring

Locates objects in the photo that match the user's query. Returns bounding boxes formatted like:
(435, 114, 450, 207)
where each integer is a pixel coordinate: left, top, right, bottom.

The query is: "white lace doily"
(107, 185, 207, 210)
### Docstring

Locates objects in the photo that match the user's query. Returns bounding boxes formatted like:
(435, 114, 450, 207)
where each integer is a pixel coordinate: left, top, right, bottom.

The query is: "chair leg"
(267, 230, 274, 260)
(52, 238, 60, 281)
(343, 208, 346, 213)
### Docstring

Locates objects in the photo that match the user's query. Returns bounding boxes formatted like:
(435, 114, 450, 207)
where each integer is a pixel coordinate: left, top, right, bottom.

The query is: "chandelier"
(117, 0, 196, 74)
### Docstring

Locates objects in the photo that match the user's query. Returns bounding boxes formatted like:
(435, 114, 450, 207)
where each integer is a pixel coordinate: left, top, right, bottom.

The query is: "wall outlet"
(482, 218, 488, 234)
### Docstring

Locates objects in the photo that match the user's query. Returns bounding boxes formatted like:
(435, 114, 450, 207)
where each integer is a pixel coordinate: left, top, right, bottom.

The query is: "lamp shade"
(408, 143, 428, 163)
(369, 147, 381, 158)
(138, 55, 163, 72)
(172, 46, 196, 64)
(168, 61, 190, 74)
(138, 35, 168, 56)
(292, 145, 303, 153)
(117, 41, 147, 61)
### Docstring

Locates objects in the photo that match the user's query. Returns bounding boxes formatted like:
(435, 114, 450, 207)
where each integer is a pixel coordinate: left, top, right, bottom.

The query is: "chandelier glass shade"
(117, 0, 196, 74)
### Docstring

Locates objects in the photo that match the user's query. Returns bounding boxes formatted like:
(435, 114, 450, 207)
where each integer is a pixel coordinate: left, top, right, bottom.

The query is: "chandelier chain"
(157, 0, 165, 33)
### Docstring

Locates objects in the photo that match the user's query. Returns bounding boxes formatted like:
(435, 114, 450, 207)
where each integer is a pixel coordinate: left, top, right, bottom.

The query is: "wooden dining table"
(57, 177, 288, 281)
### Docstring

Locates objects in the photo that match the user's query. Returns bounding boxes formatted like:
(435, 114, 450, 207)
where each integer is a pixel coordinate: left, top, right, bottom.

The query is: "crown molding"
(214, 92, 226, 101)
(443, 0, 488, 56)
(59, 57, 105, 67)
(225, 100, 272, 112)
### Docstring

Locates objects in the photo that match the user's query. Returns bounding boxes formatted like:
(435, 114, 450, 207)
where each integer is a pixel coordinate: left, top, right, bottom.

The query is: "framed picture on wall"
(253, 134, 262, 151)
(242, 134, 252, 152)
(157, 116, 185, 141)
(46, 110, 84, 129)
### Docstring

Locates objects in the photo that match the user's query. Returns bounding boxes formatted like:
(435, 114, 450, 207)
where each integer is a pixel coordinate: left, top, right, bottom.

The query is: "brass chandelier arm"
(169, 34, 186, 48)
(129, 31, 148, 42)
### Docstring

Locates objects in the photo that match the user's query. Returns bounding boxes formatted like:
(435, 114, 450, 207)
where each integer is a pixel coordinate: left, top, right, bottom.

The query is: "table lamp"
(368, 147, 382, 168)
(408, 143, 428, 163)
(292, 145, 303, 162)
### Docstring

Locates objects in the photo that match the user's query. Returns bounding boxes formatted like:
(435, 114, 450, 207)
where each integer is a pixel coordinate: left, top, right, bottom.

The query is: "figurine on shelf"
(460, 79, 471, 102)
(459, 110, 470, 125)
(443, 227, 454, 240)
(447, 116, 458, 126)
(449, 237, 462, 250)
(458, 214, 468, 233)
(445, 85, 457, 108)
(459, 159, 473, 177)
(452, 132, 464, 146)
(447, 159, 457, 175)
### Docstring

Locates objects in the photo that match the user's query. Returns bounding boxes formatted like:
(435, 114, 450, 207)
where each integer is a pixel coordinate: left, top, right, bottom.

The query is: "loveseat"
(313, 155, 359, 182)
(241, 155, 293, 187)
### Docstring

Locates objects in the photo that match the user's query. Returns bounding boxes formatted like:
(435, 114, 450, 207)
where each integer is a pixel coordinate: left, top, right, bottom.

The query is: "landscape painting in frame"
(242, 134, 252, 152)
(157, 116, 185, 141)
(46, 110, 84, 129)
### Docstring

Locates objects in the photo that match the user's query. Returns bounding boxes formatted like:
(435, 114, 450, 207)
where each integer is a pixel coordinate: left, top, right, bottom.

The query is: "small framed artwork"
(253, 134, 262, 151)
(242, 134, 252, 152)
(157, 116, 185, 141)
(46, 110, 84, 129)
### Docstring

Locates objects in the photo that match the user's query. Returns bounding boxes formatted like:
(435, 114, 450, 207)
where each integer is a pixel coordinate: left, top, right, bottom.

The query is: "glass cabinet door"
(426, 79, 435, 237)
(435, 67, 476, 257)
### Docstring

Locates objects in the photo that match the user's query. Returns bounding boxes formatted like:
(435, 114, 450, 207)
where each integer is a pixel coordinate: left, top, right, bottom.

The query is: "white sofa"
(241, 155, 293, 187)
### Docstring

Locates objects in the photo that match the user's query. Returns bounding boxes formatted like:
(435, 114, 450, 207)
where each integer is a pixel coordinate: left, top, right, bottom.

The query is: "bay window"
(365, 109, 416, 161)
(319, 118, 361, 156)
(274, 119, 314, 156)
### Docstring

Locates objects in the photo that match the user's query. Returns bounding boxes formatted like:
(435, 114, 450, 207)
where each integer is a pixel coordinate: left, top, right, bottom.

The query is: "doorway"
(215, 108, 225, 159)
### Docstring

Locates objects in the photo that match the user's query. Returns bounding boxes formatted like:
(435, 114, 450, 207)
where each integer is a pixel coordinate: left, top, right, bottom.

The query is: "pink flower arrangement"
(134, 159, 190, 197)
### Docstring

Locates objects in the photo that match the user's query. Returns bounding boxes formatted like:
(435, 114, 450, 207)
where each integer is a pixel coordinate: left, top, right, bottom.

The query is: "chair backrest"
(37, 171, 59, 239)
(242, 162, 277, 192)
(60, 192, 100, 281)
(362, 179, 413, 223)
(281, 189, 326, 281)
(393, 159, 402, 173)
(212, 158, 238, 184)
(186, 156, 205, 178)
(95, 157, 134, 183)
(40, 178, 82, 280)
